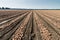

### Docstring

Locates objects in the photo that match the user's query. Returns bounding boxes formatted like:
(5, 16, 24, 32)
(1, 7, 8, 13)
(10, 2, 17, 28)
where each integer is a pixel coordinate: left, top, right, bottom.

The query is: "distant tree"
(5, 7, 10, 9)
(0, 7, 1, 9)
(2, 7, 4, 9)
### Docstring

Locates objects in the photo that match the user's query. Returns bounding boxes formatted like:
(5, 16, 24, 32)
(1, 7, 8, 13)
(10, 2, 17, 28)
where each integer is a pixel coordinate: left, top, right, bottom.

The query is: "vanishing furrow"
(38, 11, 60, 29)
(34, 11, 51, 40)
(36, 11, 60, 35)
(0, 11, 29, 23)
(10, 11, 32, 40)
(32, 11, 42, 40)
(0, 11, 29, 26)
(36, 11, 60, 40)
(21, 11, 33, 40)
(0, 11, 29, 40)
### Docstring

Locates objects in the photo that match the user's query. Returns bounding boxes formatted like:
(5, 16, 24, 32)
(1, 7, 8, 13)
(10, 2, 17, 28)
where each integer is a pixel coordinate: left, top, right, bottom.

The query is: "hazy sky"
(0, 0, 60, 9)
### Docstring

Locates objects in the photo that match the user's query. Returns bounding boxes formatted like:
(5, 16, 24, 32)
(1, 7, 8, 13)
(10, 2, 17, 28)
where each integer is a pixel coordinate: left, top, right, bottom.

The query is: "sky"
(0, 0, 60, 9)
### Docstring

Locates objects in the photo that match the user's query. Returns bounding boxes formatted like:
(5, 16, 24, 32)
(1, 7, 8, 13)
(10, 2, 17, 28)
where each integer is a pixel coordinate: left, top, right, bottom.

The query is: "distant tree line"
(0, 7, 10, 9)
